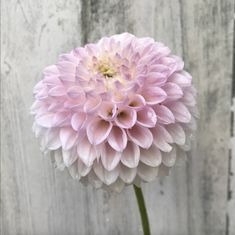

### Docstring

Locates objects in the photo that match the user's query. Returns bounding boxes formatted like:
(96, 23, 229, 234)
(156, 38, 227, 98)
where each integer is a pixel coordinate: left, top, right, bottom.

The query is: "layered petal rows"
(31, 33, 197, 191)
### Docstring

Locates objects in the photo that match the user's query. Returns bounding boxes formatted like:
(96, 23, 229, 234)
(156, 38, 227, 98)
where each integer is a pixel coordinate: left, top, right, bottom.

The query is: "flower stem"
(133, 185, 151, 235)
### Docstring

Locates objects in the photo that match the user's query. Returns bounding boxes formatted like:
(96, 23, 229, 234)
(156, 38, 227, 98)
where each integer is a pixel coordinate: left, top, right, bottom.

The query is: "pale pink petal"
(162, 148, 176, 167)
(152, 125, 173, 152)
(77, 158, 91, 176)
(67, 86, 85, 99)
(167, 102, 191, 123)
(98, 102, 117, 120)
(162, 82, 183, 100)
(56, 61, 76, 74)
(121, 142, 140, 168)
(77, 137, 97, 167)
(84, 96, 102, 113)
(169, 71, 192, 87)
(107, 126, 127, 152)
(142, 86, 167, 105)
(101, 143, 122, 171)
(137, 163, 158, 182)
(93, 160, 119, 185)
(53, 112, 69, 126)
(71, 112, 86, 131)
(119, 164, 137, 183)
(127, 125, 153, 149)
(137, 106, 157, 128)
(128, 94, 146, 110)
(60, 127, 78, 150)
(115, 108, 137, 128)
(86, 119, 112, 145)
(48, 86, 66, 97)
(140, 145, 162, 167)
(154, 105, 175, 124)
(166, 124, 186, 145)
(36, 113, 54, 128)
(46, 128, 61, 150)
(62, 147, 78, 167)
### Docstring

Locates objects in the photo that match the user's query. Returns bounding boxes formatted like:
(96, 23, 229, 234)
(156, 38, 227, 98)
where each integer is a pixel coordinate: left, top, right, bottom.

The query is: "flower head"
(31, 33, 197, 191)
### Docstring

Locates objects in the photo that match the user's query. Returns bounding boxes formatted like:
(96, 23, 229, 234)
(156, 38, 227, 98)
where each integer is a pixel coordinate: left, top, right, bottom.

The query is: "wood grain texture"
(1, 0, 234, 235)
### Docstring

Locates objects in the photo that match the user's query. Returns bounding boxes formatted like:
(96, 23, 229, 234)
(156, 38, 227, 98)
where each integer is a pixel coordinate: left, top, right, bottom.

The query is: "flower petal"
(87, 119, 112, 145)
(115, 108, 137, 129)
(152, 125, 173, 152)
(93, 160, 119, 185)
(121, 142, 140, 168)
(101, 143, 122, 171)
(168, 102, 191, 123)
(127, 125, 153, 149)
(162, 148, 176, 167)
(154, 105, 175, 124)
(137, 163, 158, 182)
(84, 96, 102, 113)
(46, 128, 61, 150)
(77, 137, 97, 167)
(62, 147, 78, 167)
(142, 86, 167, 105)
(36, 113, 54, 128)
(137, 106, 157, 128)
(71, 112, 86, 131)
(107, 126, 127, 152)
(166, 124, 186, 145)
(140, 145, 162, 167)
(60, 127, 78, 150)
(162, 82, 183, 100)
(119, 164, 137, 183)
(169, 71, 192, 87)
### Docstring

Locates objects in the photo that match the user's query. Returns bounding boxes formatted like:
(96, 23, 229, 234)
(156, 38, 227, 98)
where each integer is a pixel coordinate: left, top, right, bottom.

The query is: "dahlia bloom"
(31, 33, 197, 191)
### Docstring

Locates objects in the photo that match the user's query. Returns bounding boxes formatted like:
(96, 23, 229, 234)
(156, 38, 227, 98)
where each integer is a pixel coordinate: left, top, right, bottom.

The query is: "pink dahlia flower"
(31, 33, 197, 191)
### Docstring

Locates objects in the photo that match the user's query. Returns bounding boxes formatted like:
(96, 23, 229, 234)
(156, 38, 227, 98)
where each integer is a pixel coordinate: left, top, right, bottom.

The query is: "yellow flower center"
(98, 63, 116, 78)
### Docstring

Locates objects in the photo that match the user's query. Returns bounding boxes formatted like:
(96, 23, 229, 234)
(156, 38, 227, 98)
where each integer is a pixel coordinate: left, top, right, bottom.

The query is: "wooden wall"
(1, 0, 234, 234)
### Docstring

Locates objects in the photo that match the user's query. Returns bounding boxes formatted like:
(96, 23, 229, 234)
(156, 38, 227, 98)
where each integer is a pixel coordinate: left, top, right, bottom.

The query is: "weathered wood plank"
(1, 0, 234, 235)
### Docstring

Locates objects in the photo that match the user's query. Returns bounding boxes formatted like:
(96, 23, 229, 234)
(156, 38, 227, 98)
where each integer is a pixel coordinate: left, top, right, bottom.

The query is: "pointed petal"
(162, 148, 176, 167)
(162, 82, 183, 100)
(137, 163, 158, 182)
(140, 145, 162, 167)
(77, 137, 97, 167)
(168, 102, 191, 123)
(127, 125, 153, 149)
(121, 142, 140, 168)
(101, 143, 122, 171)
(137, 106, 157, 128)
(152, 125, 172, 152)
(154, 105, 175, 124)
(87, 119, 112, 145)
(84, 96, 101, 113)
(128, 94, 146, 110)
(169, 71, 192, 87)
(142, 86, 167, 105)
(119, 164, 137, 183)
(36, 113, 54, 128)
(166, 124, 186, 145)
(107, 126, 127, 152)
(60, 127, 78, 150)
(115, 108, 137, 129)
(46, 128, 61, 150)
(71, 112, 86, 131)
(93, 160, 119, 185)
(77, 158, 92, 176)
(48, 86, 66, 97)
(62, 147, 78, 167)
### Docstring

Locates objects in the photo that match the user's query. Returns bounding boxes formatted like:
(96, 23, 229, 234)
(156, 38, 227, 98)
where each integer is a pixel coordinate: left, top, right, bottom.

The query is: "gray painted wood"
(1, 0, 234, 235)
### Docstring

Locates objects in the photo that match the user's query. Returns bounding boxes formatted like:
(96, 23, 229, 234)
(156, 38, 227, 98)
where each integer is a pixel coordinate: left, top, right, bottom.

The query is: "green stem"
(133, 185, 151, 235)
